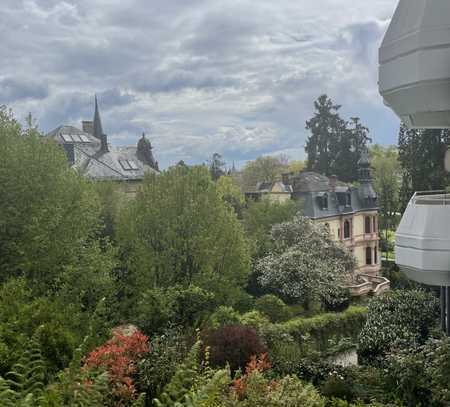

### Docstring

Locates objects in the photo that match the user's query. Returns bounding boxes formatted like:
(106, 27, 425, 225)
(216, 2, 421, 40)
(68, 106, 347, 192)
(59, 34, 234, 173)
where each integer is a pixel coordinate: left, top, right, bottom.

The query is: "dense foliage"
(1, 104, 449, 407)
(257, 216, 355, 308)
(358, 290, 440, 365)
(116, 165, 251, 309)
(398, 124, 450, 211)
(305, 95, 371, 182)
(202, 325, 267, 372)
(370, 145, 401, 236)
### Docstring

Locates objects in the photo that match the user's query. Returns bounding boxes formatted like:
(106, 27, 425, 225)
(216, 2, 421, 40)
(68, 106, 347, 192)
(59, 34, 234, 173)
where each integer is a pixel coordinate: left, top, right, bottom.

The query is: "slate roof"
(256, 181, 293, 193)
(72, 144, 158, 181)
(288, 172, 378, 219)
(45, 100, 159, 182)
(46, 125, 100, 146)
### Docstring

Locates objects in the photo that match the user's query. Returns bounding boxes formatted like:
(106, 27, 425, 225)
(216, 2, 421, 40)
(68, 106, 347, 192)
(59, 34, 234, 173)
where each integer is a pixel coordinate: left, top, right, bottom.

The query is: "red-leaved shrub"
(84, 327, 149, 405)
(231, 353, 272, 399)
(203, 325, 267, 372)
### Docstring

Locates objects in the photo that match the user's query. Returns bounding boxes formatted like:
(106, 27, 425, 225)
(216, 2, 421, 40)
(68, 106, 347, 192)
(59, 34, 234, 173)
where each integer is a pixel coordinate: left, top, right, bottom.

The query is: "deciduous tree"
(116, 166, 251, 305)
(256, 216, 355, 309)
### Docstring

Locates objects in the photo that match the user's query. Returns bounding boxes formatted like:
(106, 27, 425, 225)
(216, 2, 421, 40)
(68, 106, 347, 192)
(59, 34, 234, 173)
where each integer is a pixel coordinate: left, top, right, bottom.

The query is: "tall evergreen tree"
(305, 95, 371, 182)
(398, 124, 450, 211)
(208, 153, 226, 181)
(305, 95, 346, 177)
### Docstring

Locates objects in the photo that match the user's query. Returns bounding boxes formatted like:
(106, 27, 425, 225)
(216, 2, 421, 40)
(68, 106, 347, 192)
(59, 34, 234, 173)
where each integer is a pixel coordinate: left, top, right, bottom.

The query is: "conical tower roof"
(93, 95, 104, 140)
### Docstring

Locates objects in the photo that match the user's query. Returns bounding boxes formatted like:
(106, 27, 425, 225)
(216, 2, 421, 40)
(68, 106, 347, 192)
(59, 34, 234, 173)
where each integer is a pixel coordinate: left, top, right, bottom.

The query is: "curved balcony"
(396, 191, 450, 286)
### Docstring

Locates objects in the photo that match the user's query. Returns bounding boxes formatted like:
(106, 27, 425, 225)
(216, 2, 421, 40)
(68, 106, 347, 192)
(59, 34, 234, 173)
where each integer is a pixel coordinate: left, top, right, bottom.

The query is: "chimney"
(100, 133, 109, 153)
(282, 172, 291, 186)
(329, 175, 337, 192)
(82, 121, 93, 135)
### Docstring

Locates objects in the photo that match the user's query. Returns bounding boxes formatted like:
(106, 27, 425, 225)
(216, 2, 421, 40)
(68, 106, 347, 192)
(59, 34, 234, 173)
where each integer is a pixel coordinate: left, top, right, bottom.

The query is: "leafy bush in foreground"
(203, 325, 267, 372)
(137, 327, 189, 403)
(358, 290, 439, 365)
(84, 327, 149, 405)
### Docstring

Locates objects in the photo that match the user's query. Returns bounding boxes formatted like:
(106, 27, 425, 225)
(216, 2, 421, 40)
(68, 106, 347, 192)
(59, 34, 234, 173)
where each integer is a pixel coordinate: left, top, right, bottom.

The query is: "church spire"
(93, 95, 104, 140)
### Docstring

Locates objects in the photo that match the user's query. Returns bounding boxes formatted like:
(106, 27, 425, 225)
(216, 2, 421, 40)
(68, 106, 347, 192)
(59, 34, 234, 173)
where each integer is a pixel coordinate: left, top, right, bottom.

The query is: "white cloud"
(0, 0, 400, 168)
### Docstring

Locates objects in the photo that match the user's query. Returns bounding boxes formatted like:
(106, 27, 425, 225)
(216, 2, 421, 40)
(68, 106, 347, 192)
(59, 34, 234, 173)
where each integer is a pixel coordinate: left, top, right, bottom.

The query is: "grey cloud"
(1, 0, 400, 168)
(130, 69, 239, 93)
(0, 78, 49, 103)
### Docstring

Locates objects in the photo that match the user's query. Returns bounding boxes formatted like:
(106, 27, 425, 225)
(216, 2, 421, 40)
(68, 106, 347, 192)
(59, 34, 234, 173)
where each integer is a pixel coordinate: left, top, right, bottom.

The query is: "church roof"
(45, 97, 159, 181)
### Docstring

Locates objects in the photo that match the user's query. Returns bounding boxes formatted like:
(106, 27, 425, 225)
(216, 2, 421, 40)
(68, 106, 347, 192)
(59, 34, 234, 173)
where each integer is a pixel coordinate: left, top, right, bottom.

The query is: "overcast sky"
(0, 0, 400, 168)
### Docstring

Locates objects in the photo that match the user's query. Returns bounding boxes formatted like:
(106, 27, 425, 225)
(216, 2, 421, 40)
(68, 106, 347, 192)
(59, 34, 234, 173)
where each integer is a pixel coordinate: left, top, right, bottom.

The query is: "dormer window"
(119, 160, 139, 171)
(322, 193, 328, 210)
(61, 134, 90, 143)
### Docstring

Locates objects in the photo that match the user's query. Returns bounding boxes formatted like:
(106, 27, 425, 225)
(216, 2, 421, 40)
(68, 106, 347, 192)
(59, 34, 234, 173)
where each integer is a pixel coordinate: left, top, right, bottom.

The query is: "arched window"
(373, 217, 377, 233)
(374, 246, 378, 264)
(344, 220, 351, 239)
(365, 216, 371, 234)
(366, 247, 372, 265)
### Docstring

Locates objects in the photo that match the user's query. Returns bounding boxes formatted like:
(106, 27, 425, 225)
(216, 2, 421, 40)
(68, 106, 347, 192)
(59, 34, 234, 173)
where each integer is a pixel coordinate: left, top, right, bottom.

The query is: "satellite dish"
(379, 0, 450, 129)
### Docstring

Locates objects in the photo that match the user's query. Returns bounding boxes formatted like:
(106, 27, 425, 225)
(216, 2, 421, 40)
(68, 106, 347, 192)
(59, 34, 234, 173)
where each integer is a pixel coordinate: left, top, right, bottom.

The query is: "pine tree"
(305, 96, 371, 182)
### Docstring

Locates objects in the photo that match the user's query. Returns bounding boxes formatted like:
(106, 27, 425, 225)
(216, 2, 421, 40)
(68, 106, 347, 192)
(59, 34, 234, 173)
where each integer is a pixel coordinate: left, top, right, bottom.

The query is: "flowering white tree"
(256, 216, 355, 308)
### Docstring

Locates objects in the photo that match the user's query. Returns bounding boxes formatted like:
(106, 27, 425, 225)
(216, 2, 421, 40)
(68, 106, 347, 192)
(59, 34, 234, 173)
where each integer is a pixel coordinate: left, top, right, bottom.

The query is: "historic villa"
(246, 150, 382, 279)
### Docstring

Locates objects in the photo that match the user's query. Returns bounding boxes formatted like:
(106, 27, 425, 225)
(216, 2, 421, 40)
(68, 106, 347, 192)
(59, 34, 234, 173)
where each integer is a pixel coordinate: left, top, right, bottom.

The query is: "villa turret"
(137, 133, 159, 171)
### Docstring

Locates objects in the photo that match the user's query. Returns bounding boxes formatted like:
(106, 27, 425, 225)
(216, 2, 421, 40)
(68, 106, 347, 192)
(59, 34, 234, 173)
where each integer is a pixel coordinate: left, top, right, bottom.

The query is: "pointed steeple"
(93, 95, 104, 140)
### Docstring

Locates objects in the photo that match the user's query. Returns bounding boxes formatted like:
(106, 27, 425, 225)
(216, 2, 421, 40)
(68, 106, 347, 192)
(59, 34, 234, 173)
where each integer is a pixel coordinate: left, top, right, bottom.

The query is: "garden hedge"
(273, 306, 367, 352)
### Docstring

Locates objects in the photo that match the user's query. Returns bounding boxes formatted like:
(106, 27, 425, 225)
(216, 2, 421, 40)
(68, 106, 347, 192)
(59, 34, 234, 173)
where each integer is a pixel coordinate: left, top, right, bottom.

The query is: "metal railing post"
(447, 287, 450, 336)
(442, 287, 447, 332)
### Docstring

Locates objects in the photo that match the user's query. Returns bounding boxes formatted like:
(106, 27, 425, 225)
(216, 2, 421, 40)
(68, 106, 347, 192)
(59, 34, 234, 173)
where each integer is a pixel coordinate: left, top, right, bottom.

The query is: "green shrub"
(134, 288, 172, 336)
(209, 306, 241, 329)
(167, 285, 216, 327)
(137, 327, 190, 404)
(276, 306, 367, 353)
(321, 287, 351, 313)
(358, 290, 439, 365)
(255, 294, 292, 322)
(320, 373, 354, 402)
(232, 291, 256, 313)
(248, 374, 326, 407)
(269, 338, 320, 376)
(135, 285, 216, 335)
(239, 311, 270, 331)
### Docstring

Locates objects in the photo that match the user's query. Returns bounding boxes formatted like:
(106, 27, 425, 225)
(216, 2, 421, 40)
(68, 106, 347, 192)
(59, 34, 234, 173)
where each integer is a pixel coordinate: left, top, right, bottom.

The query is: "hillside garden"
(0, 106, 449, 406)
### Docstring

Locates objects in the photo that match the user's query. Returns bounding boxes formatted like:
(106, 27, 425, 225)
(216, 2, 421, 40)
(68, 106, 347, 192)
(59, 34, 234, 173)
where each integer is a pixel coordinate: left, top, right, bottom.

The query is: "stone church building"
(45, 97, 159, 194)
